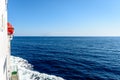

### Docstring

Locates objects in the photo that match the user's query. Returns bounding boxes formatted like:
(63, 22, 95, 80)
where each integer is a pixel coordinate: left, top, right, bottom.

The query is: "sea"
(11, 37, 120, 80)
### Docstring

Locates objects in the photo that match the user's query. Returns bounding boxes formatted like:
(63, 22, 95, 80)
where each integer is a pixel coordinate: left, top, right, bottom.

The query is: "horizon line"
(14, 35, 120, 37)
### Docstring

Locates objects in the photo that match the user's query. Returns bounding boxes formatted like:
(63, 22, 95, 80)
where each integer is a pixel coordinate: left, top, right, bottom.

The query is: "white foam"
(10, 56, 64, 80)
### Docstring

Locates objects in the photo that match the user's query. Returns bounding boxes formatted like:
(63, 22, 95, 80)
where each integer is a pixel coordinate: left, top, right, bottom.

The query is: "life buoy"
(7, 22, 14, 35)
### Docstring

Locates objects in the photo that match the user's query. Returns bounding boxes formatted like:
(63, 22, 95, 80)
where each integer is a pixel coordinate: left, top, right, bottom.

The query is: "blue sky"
(8, 0, 120, 36)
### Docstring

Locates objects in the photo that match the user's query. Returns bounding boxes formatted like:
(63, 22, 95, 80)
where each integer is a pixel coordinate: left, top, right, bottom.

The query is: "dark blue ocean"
(11, 37, 120, 80)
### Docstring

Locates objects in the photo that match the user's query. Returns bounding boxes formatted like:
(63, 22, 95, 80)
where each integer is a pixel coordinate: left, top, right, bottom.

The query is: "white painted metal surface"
(0, 0, 10, 80)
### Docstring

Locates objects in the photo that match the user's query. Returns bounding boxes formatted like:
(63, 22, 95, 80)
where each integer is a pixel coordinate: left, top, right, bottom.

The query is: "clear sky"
(8, 0, 120, 36)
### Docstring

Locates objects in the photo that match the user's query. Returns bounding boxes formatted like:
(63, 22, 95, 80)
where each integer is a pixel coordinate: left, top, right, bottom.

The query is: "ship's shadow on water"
(11, 37, 120, 80)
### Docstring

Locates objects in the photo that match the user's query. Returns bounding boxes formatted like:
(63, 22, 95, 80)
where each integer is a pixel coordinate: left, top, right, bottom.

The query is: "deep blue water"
(11, 37, 120, 80)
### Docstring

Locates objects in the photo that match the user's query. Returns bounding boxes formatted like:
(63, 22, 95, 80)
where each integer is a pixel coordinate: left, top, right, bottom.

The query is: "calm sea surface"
(11, 37, 120, 80)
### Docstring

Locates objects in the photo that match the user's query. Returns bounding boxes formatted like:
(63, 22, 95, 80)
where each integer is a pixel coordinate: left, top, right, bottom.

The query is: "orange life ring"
(7, 22, 14, 35)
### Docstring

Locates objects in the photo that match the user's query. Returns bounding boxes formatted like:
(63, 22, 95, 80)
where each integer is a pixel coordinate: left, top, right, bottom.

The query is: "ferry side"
(0, 0, 11, 80)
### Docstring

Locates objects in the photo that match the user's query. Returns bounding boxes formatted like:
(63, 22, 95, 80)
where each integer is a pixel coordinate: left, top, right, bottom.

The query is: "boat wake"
(10, 56, 64, 80)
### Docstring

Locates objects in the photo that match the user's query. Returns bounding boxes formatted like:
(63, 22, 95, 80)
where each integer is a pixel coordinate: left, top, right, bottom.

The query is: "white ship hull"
(0, 0, 10, 80)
